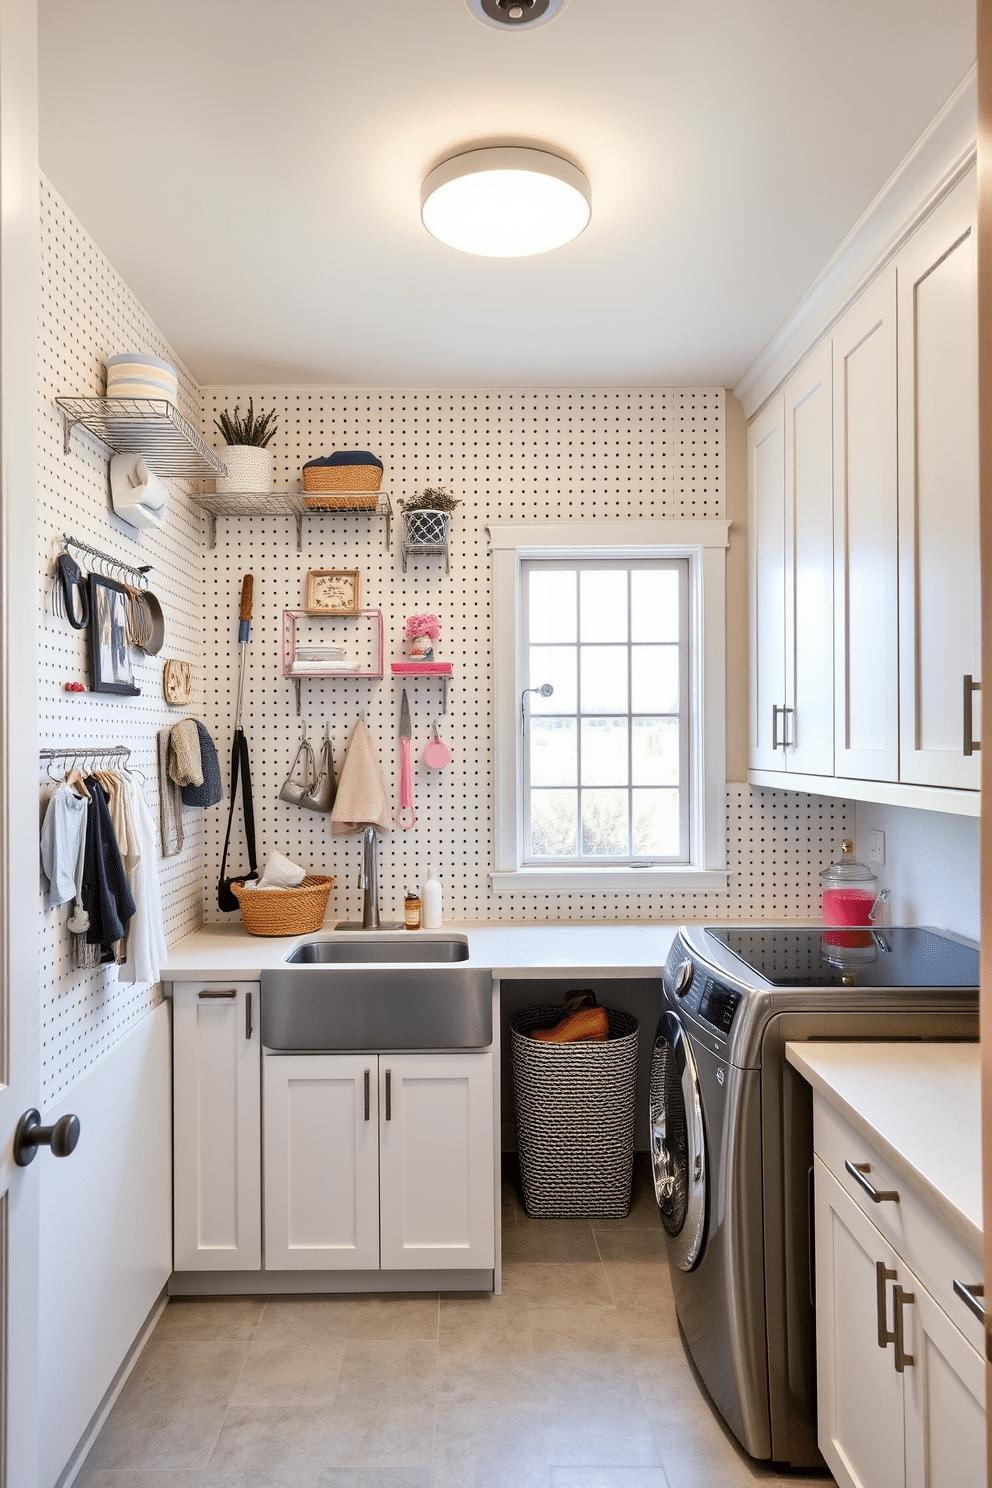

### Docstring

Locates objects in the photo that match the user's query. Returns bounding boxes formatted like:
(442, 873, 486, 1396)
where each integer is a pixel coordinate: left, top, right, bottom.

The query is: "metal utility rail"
(60, 534, 152, 587)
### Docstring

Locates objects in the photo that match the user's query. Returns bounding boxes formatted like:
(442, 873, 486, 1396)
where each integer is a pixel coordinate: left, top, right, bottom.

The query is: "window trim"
(488, 519, 731, 893)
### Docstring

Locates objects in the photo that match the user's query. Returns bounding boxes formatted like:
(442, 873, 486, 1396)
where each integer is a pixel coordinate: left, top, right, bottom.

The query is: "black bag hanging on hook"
(218, 730, 258, 911)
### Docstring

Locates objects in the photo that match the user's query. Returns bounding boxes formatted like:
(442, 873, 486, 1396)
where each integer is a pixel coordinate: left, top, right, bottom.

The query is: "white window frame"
(488, 519, 730, 893)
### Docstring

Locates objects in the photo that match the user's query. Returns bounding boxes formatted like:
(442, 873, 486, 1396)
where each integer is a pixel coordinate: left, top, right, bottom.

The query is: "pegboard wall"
(199, 387, 853, 924)
(37, 176, 205, 1104)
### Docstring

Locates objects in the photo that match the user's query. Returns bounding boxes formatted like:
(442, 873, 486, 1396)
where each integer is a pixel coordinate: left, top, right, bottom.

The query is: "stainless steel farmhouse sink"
(260, 935, 491, 1051)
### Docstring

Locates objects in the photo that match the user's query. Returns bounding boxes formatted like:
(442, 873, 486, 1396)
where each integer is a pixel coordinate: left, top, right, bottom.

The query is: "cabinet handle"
(893, 1284, 915, 1372)
(364, 1069, 370, 1122)
(876, 1261, 897, 1349)
(198, 988, 237, 999)
(845, 1159, 899, 1204)
(772, 704, 782, 750)
(953, 1279, 986, 1324)
(963, 675, 981, 756)
(385, 1069, 392, 1121)
(245, 991, 252, 1041)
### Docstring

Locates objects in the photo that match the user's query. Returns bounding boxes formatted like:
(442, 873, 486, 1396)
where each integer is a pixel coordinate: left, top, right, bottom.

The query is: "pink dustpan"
(423, 724, 452, 770)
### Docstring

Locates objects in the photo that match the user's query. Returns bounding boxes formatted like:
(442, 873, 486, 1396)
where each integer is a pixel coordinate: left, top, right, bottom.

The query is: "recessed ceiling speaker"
(466, 0, 568, 30)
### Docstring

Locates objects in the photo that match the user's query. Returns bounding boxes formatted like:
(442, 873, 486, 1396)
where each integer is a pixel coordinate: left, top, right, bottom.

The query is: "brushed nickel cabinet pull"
(198, 988, 237, 999)
(245, 991, 252, 1041)
(953, 1278, 986, 1325)
(772, 704, 781, 750)
(845, 1159, 899, 1204)
(876, 1261, 897, 1349)
(385, 1069, 392, 1121)
(963, 675, 981, 756)
(893, 1284, 915, 1372)
(364, 1069, 370, 1122)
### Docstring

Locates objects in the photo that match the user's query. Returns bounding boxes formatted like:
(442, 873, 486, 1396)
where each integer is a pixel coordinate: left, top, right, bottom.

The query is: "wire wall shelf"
(191, 491, 393, 551)
(55, 397, 227, 479)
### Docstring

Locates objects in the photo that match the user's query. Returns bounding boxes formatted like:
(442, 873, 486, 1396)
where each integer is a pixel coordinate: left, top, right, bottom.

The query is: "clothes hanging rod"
(40, 745, 132, 764)
(61, 534, 152, 584)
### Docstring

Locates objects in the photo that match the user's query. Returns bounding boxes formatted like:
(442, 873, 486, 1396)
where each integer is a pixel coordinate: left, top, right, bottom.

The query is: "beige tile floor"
(77, 1158, 833, 1488)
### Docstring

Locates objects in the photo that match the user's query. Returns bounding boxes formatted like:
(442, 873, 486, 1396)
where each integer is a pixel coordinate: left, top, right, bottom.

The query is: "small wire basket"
(402, 509, 450, 547)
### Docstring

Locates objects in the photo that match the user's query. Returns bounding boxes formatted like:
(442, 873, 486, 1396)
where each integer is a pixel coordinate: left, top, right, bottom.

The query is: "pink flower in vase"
(405, 612, 440, 663)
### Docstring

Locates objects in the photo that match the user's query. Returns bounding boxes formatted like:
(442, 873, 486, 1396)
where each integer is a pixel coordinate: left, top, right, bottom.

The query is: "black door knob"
(13, 1109, 80, 1166)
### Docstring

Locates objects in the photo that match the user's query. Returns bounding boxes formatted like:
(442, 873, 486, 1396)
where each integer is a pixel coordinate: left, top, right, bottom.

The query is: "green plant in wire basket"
(398, 485, 461, 513)
(213, 398, 278, 449)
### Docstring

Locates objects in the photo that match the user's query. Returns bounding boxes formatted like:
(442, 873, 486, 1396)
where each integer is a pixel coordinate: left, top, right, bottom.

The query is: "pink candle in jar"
(822, 886, 876, 926)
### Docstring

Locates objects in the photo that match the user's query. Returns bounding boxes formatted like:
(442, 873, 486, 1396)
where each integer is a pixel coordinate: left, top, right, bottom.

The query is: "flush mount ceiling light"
(466, 0, 569, 30)
(421, 147, 591, 257)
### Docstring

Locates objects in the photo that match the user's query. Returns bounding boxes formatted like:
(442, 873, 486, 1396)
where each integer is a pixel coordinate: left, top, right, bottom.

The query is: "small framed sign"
(306, 569, 360, 615)
(88, 574, 140, 695)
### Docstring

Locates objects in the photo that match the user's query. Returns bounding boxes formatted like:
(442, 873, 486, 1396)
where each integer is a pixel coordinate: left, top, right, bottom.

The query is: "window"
(489, 519, 730, 892)
(522, 558, 689, 865)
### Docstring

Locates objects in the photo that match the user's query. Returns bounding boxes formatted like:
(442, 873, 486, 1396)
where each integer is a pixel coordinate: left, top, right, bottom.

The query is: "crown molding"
(735, 65, 977, 420)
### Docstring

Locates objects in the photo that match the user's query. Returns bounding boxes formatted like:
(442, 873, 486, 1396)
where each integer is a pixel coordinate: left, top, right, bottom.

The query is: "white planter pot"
(216, 445, 273, 494)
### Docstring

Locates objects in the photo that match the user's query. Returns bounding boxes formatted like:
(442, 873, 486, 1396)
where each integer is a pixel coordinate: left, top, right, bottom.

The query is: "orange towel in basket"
(530, 1006, 609, 1043)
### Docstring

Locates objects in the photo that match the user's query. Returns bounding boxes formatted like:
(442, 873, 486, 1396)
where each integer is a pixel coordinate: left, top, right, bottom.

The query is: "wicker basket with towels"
(303, 450, 383, 507)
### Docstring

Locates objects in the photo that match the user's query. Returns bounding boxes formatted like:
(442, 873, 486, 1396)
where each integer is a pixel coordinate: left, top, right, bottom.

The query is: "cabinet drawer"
(813, 1094, 984, 1356)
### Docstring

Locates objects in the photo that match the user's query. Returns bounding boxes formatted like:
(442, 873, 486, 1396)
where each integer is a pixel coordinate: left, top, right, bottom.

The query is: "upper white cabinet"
(896, 172, 980, 790)
(748, 341, 834, 775)
(748, 166, 980, 810)
(832, 267, 899, 784)
(173, 980, 261, 1272)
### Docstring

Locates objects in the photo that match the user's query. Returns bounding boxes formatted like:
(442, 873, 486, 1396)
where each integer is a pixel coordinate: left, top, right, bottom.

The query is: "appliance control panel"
(696, 978, 742, 1035)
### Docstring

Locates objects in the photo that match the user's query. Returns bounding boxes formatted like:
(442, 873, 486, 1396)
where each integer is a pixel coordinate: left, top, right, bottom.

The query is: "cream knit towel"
(158, 728, 183, 857)
(330, 719, 392, 835)
(169, 718, 204, 788)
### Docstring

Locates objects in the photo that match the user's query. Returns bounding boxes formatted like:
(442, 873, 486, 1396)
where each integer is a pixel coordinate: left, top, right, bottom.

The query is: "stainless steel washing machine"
(649, 924, 979, 1469)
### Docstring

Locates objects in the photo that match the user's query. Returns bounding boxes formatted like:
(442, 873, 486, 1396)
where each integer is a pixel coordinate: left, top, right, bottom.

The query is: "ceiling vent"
(466, 0, 568, 31)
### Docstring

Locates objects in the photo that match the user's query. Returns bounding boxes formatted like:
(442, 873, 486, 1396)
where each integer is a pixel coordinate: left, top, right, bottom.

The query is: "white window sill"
(488, 868, 729, 894)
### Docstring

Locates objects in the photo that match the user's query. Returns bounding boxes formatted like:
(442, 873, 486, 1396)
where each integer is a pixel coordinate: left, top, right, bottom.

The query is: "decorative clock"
(306, 569, 360, 615)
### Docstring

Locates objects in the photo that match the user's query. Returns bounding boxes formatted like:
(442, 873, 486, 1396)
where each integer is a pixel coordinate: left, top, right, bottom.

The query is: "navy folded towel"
(180, 720, 224, 808)
(303, 450, 383, 470)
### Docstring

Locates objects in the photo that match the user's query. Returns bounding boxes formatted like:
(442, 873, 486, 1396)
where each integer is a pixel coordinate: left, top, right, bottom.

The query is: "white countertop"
(786, 1040, 982, 1257)
(161, 920, 681, 980)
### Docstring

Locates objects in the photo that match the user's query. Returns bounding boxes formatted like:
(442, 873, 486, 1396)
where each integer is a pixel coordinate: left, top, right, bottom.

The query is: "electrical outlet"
(868, 829, 885, 866)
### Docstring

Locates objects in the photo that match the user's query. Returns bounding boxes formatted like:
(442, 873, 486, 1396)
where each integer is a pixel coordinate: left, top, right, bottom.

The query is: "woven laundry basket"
(510, 1005, 639, 1218)
(231, 875, 334, 936)
(303, 464, 382, 503)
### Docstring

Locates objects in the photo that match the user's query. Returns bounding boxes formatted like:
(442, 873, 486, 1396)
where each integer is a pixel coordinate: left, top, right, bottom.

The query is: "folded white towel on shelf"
(257, 850, 306, 889)
(331, 719, 392, 835)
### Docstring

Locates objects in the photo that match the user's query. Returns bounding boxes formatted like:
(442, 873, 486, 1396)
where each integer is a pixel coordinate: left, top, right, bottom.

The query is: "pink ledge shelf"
(390, 661, 453, 712)
(390, 662, 453, 675)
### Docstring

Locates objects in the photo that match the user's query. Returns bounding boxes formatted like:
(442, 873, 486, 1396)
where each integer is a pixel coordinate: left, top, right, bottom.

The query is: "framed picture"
(88, 574, 141, 695)
(306, 568, 361, 614)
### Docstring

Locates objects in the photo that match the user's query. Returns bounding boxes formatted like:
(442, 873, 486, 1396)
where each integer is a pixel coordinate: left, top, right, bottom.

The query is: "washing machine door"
(650, 1010, 707, 1271)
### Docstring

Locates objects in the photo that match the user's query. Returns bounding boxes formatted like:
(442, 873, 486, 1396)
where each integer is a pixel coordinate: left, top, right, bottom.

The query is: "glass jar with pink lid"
(820, 840, 880, 926)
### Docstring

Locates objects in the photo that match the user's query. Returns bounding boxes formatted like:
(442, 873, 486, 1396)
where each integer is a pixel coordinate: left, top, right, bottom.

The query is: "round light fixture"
(466, 0, 569, 29)
(421, 146, 591, 257)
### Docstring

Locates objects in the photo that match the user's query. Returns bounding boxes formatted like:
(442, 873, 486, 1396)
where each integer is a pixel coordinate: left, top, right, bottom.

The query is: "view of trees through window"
(522, 559, 688, 864)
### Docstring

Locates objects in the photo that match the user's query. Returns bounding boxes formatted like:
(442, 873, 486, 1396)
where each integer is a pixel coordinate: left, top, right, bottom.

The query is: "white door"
(833, 267, 900, 782)
(748, 393, 787, 772)
(0, 1, 42, 1482)
(784, 339, 835, 775)
(901, 1268, 986, 1488)
(379, 1053, 494, 1271)
(814, 1160, 906, 1488)
(173, 982, 261, 1271)
(263, 1054, 379, 1271)
(897, 171, 981, 791)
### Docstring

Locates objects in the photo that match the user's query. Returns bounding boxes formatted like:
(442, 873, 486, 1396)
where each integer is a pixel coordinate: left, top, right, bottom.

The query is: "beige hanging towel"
(330, 719, 392, 835)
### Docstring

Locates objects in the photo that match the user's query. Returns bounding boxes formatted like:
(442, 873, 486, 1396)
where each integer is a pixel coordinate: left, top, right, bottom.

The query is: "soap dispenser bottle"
(422, 865, 442, 930)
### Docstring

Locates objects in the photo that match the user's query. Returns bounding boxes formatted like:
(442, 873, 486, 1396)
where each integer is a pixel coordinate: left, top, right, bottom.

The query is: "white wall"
(855, 800, 980, 941)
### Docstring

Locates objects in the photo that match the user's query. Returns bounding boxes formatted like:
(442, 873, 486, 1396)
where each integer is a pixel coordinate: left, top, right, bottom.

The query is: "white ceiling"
(38, 0, 975, 390)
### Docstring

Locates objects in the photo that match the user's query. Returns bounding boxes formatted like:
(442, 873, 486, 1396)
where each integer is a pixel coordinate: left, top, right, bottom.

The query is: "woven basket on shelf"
(303, 465, 382, 493)
(303, 491, 381, 510)
(231, 875, 334, 936)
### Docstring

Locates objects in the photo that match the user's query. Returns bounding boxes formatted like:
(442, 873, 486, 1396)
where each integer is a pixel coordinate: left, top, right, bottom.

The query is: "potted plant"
(214, 399, 278, 494)
(399, 485, 461, 549)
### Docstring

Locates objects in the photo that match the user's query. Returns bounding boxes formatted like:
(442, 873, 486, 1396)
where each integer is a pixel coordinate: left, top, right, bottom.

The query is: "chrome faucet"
(360, 825, 380, 929)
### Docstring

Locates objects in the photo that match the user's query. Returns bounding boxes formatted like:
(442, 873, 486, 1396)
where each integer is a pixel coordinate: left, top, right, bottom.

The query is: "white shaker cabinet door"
(902, 1266, 985, 1488)
(263, 1053, 380, 1270)
(784, 338, 834, 776)
(378, 1053, 494, 1271)
(814, 1160, 905, 1488)
(832, 266, 900, 783)
(748, 392, 788, 772)
(897, 170, 980, 791)
(173, 981, 261, 1271)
